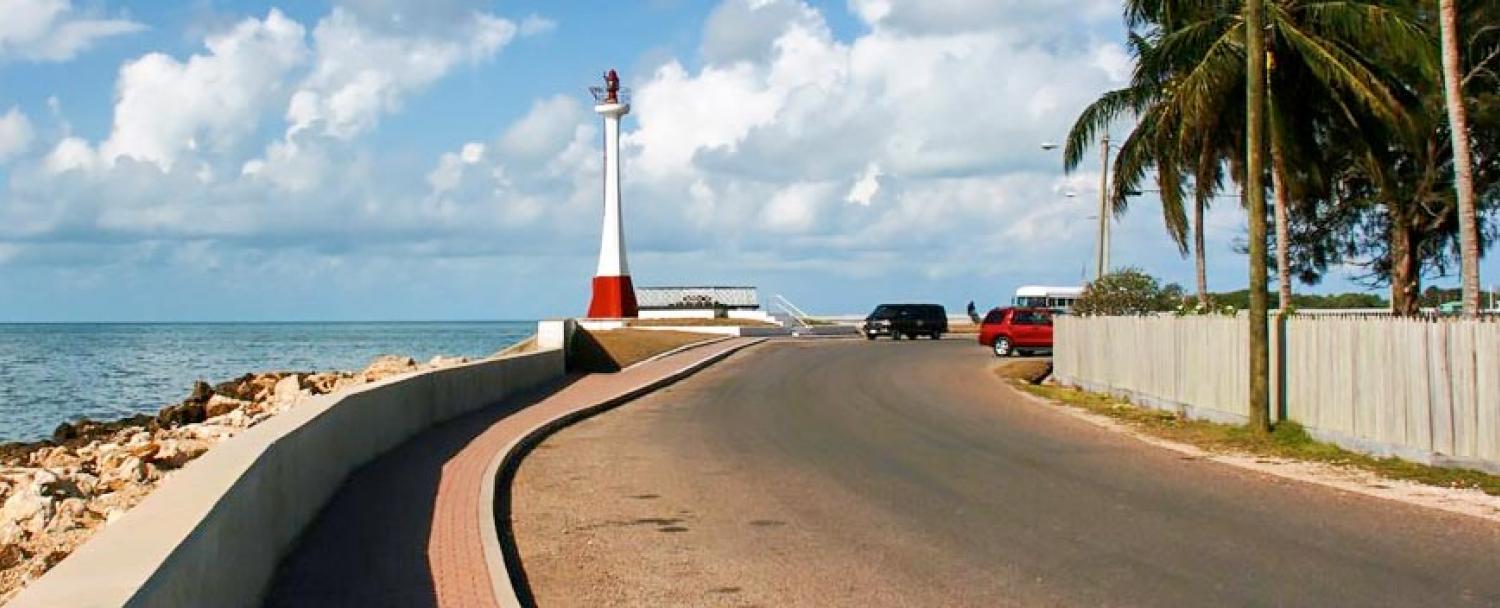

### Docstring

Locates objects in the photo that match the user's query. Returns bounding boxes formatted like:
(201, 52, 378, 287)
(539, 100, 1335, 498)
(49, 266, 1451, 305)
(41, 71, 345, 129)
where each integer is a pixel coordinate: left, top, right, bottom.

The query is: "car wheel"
(865, 332, 876, 340)
(891, 331, 901, 341)
(993, 337, 1012, 357)
(930, 332, 941, 340)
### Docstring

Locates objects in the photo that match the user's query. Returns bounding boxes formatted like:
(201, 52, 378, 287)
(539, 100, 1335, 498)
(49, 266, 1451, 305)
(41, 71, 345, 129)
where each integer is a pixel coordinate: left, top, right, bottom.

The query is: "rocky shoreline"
(0, 353, 473, 603)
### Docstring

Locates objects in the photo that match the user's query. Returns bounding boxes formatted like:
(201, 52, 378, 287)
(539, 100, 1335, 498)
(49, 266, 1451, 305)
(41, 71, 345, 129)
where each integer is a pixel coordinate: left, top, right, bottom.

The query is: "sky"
(0, 0, 1494, 322)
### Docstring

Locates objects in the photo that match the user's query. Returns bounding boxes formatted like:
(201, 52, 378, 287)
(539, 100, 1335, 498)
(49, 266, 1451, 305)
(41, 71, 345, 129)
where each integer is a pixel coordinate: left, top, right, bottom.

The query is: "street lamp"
(1042, 136, 1114, 281)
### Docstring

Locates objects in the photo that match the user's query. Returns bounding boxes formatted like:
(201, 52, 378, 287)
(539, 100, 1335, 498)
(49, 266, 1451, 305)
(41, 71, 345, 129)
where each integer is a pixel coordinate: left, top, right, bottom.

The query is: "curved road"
(510, 338, 1500, 607)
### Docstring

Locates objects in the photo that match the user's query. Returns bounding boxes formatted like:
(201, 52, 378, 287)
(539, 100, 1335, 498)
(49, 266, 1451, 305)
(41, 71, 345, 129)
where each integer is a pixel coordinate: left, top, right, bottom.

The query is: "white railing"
(771, 294, 814, 328)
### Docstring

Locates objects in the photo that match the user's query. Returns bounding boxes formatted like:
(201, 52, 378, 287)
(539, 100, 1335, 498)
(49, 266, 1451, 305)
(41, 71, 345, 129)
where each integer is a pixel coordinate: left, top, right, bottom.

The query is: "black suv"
(862, 304, 948, 340)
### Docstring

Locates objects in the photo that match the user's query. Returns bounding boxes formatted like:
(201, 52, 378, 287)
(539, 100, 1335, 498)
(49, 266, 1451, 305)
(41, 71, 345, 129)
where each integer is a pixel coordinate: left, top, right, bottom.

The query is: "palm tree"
(1441, 0, 1481, 315)
(1066, 0, 1428, 430)
(1066, 0, 1423, 310)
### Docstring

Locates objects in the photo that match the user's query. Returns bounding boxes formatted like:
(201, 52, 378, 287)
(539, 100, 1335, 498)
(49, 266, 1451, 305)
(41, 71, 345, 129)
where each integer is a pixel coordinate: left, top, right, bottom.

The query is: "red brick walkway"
(264, 338, 758, 607)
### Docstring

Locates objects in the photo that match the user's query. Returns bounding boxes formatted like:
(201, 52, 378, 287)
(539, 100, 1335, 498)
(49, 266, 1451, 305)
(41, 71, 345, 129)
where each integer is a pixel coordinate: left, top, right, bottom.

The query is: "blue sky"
(0, 0, 1493, 321)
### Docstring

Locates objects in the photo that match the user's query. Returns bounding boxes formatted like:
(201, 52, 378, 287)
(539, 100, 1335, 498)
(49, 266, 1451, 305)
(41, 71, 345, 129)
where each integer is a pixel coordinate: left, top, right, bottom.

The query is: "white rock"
(0, 519, 24, 545)
(2, 489, 53, 535)
(272, 374, 302, 402)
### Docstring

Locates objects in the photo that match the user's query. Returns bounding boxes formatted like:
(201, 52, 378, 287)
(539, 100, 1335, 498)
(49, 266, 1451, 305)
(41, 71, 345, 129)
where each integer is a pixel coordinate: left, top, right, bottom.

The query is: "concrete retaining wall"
(10, 347, 566, 608)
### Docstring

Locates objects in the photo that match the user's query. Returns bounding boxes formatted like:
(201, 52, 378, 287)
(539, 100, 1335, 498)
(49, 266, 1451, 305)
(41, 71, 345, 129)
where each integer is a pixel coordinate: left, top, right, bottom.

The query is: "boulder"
(99, 456, 146, 492)
(0, 540, 23, 570)
(71, 472, 99, 498)
(151, 440, 208, 469)
(29, 548, 68, 577)
(51, 421, 79, 443)
(331, 376, 362, 393)
(361, 355, 417, 382)
(156, 401, 206, 428)
(252, 374, 285, 400)
(125, 440, 160, 461)
(211, 409, 248, 428)
(0, 519, 24, 546)
(2, 488, 53, 535)
(187, 380, 214, 404)
(48, 498, 88, 532)
(212, 373, 256, 401)
(205, 395, 250, 419)
(274, 374, 305, 401)
(303, 373, 340, 395)
(33, 471, 83, 500)
(428, 355, 469, 367)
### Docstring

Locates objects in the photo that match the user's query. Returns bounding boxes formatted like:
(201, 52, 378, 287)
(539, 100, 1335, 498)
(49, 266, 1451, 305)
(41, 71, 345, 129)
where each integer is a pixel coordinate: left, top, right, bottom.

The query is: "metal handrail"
(771, 294, 813, 328)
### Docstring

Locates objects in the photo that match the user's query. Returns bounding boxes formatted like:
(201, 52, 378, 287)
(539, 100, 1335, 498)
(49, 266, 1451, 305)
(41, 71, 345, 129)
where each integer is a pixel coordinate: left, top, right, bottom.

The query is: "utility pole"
(1096, 133, 1111, 281)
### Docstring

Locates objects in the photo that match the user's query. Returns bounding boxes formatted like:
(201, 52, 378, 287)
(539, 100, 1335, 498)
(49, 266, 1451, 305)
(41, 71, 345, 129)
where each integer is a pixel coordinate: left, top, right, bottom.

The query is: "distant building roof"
(1015, 285, 1085, 298)
(636, 286, 758, 310)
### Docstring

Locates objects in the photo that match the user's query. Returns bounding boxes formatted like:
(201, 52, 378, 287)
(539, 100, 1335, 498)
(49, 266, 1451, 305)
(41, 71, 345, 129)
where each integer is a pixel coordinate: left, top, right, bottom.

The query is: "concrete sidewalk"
(264, 337, 760, 608)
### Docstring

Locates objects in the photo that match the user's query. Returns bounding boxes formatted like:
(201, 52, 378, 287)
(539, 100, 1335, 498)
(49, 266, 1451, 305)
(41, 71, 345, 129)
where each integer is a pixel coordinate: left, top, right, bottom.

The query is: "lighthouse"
(587, 69, 638, 318)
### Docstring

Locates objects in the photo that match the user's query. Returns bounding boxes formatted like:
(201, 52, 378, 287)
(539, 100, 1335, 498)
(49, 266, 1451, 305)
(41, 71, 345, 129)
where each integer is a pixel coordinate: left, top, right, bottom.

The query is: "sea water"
(0, 322, 534, 443)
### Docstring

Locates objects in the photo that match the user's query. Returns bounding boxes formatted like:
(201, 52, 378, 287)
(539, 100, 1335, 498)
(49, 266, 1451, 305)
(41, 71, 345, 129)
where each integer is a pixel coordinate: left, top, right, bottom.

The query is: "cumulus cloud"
(2, 0, 1198, 318)
(701, 0, 824, 64)
(285, 8, 516, 140)
(518, 15, 557, 37)
(0, 106, 34, 163)
(96, 10, 307, 171)
(499, 95, 587, 162)
(4, 3, 534, 258)
(847, 0, 1117, 39)
(607, 0, 1126, 277)
(0, 0, 144, 62)
(421, 97, 600, 237)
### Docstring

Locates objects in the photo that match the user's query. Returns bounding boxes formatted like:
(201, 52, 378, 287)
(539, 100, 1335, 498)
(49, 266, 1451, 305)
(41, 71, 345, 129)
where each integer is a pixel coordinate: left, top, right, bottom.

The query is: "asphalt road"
(509, 338, 1500, 607)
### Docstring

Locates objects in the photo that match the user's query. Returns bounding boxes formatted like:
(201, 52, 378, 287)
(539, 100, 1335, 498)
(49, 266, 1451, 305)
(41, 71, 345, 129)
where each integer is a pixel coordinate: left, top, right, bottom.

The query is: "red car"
(978, 307, 1054, 357)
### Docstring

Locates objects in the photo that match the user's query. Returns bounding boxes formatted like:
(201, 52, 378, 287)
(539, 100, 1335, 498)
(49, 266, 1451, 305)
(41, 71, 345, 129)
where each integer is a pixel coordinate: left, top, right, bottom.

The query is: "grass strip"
(626, 318, 778, 327)
(569, 329, 716, 372)
(1005, 373, 1500, 497)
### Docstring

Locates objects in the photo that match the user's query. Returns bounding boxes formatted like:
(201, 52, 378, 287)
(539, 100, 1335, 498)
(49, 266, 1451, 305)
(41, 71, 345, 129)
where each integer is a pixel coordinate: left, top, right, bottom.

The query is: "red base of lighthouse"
(587, 275, 638, 319)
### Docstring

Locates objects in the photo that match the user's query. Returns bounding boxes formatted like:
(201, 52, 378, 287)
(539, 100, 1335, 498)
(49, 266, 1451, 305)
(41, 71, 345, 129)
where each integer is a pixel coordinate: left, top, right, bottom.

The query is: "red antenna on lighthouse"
(588, 69, 631, 105)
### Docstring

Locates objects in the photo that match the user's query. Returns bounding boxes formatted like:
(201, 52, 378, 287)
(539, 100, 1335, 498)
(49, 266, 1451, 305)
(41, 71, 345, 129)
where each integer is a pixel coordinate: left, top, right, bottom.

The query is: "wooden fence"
(1053, 315, 1500, 472)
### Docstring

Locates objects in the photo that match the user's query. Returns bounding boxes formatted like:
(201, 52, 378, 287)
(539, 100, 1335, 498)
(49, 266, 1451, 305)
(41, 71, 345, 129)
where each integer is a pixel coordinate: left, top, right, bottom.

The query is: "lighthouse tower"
(587, 69, 638, 318)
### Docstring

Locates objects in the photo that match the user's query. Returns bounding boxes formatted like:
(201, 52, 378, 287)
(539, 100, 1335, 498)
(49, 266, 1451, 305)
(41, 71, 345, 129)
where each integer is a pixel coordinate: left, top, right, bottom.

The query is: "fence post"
(1274, 312, 1288, 423)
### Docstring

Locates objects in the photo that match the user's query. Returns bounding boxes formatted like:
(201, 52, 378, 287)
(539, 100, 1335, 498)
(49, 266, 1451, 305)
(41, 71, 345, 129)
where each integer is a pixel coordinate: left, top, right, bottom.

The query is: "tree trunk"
(1390, 216, 1422, 316)
(1271, 147, 1293, 312)
(1244, 0, 1271, 433)
(1194, 197, 1208, 305)
(1440, 0, 1481, 316)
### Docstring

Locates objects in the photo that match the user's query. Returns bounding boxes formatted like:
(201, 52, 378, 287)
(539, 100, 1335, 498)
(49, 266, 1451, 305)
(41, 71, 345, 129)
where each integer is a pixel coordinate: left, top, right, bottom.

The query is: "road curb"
(479, 338, 766, 607)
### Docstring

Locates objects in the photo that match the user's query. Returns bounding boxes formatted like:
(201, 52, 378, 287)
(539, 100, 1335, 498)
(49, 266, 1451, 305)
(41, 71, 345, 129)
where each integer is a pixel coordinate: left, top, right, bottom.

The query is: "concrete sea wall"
(9, 345, 565, 608)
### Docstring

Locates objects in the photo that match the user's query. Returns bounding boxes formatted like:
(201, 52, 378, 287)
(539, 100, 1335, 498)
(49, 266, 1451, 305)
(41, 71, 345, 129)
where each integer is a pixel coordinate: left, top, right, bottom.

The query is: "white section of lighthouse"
(586, 69, 639, 318)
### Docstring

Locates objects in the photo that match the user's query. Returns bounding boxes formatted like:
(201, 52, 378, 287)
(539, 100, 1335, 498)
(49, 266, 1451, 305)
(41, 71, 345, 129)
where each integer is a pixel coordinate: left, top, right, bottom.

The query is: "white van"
(1013, 285, 1085, 312)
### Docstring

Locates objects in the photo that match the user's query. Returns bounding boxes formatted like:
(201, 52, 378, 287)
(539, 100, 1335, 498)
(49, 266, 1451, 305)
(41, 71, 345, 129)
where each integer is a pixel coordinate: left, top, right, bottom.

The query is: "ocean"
(0, 322, 535, 443)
